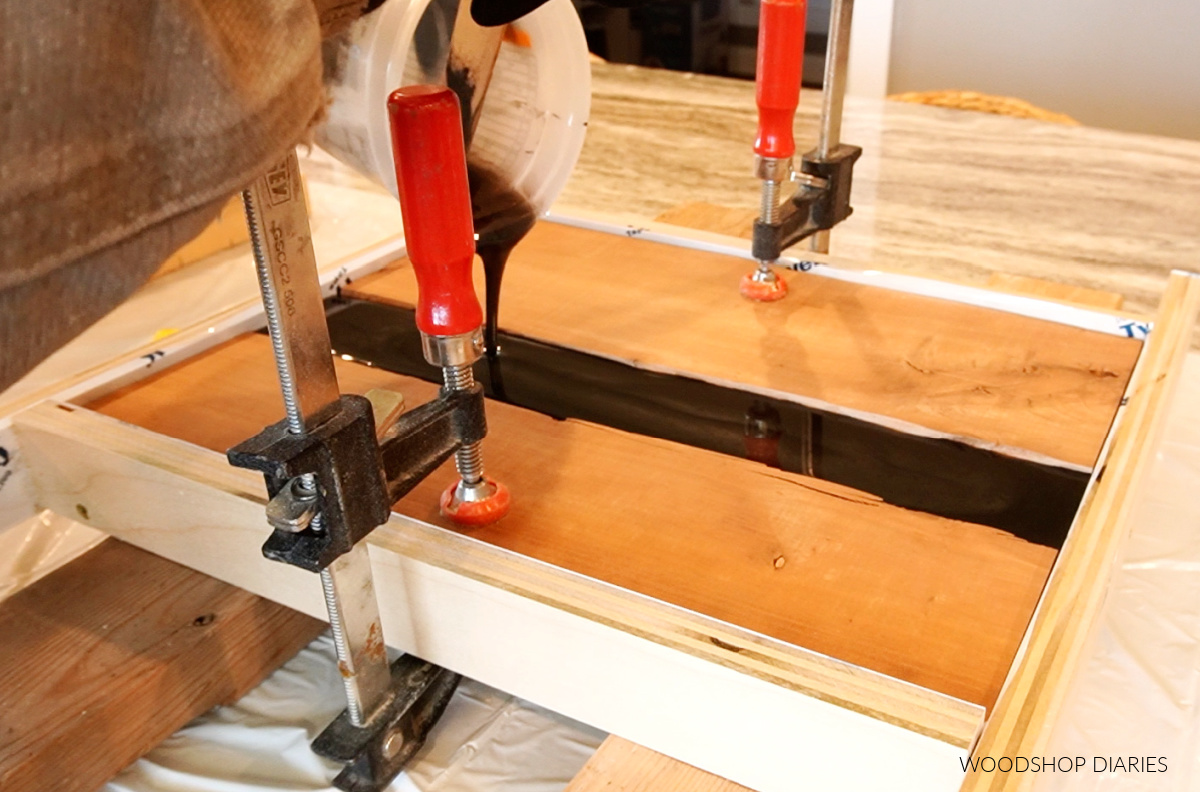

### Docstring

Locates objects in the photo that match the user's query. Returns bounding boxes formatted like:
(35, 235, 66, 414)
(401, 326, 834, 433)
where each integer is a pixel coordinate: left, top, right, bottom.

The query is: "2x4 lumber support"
(963, 271, 1200, 792)
(567, 736, 753, 792)
(12, 402, 980, 792)
(0, 538, 323, 792)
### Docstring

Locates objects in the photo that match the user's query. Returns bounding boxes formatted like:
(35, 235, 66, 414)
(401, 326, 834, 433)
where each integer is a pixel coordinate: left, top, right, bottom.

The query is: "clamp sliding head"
(742, 0, 807, 302)
(387, 85, 510, 526)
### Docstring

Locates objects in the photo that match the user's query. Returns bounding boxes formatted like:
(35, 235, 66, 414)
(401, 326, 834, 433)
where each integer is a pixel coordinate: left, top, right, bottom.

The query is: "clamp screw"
(439, 364, 511, 526)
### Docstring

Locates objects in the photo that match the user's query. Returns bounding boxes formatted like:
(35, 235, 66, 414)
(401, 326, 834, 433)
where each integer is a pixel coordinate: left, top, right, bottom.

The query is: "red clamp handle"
(754, 0, 807, 161)
(387, 86, 483, 337)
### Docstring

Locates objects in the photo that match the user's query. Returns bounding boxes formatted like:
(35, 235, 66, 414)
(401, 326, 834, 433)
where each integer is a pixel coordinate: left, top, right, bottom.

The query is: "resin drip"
(468, 162, 536, 397)
(327, 298, 1091, 548)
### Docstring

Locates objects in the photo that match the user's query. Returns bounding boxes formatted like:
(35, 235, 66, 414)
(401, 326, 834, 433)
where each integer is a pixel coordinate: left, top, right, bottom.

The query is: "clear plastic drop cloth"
(102, 633, 606, 792)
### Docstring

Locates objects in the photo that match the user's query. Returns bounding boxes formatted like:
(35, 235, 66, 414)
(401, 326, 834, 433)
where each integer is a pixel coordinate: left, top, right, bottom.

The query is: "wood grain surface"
(343, 222, 1139, 469)
(567, 736, 752, 792)
(90, 333, 1055, 709)
(655, 202, 756, 240)
(0, 538, 323, 792)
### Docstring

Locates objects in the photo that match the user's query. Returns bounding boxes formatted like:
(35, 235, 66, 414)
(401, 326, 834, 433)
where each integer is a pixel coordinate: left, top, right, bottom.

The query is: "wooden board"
(655, 202, 756, 240)
(0, 538, 323, 792)
(87, 333, 1054, 709)
(985, 273, 1124, 312)
(560, 274, 1195, 792)
(567, 737, 751, 792)
(343, 222, 1140, 468)
(13, 401, 979, 792)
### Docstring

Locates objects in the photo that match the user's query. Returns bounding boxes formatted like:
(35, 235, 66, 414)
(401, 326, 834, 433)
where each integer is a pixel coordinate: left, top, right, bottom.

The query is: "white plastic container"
(318, 0, 590, 215)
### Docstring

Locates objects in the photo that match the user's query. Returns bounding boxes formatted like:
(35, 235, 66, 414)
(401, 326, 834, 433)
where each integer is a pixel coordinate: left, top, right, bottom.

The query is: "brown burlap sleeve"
(0, 0, 359, 393)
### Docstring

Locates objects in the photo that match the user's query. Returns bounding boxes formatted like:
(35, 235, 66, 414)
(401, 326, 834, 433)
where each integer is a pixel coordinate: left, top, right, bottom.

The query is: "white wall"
(846, 0, 895, 98)
(886, 0, 1200, 140)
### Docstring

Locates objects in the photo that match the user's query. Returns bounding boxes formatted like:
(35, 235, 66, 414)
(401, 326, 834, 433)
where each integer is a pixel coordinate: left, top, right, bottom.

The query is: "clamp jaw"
(228, 387, 487, 572)
(228, 381, 484, 792)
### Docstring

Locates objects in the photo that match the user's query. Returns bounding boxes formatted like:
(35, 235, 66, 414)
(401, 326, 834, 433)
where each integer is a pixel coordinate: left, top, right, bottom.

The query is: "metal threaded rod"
(443, 364, 485, 485)
(248, 184, 351, 717)
(320, 567, 364, 725)
(760, 180, 782, 225)
(243, 189, 322, 526)
(442, 363, 475, 393)
(455, 442, 485, 486)
(244, 190, 304, 437)
(244, 171, 382, 730)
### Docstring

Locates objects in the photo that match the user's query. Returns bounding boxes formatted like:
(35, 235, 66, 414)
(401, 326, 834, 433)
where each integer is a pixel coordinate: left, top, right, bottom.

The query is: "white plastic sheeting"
(0, 510, 103, 602)
(103, 634, 605, 792)
(1038, 354, 1200, 792)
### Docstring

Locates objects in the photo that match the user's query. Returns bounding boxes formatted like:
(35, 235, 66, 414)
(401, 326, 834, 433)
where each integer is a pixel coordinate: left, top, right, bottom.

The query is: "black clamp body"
(752, 143, 863, 262)
(227, 384, 484, 792)
(313, 655, 462, 792)
(227, 385, 487, 572)
(228, 394, 390, 571)
(381, 387, 486, 504)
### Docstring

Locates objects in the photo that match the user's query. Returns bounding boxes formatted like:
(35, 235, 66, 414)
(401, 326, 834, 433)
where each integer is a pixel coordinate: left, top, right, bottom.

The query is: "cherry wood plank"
(89, 334, 1055, 708)
(343, 222, 1139, 468)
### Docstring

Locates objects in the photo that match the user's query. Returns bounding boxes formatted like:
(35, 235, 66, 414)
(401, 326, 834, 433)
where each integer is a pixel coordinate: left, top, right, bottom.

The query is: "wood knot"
(192, 613, 216, 627)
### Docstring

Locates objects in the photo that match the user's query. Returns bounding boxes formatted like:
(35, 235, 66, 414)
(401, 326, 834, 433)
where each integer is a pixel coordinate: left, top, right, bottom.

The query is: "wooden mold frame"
(2, 218, 1196, 792)
(962, 271, 1200, 792)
